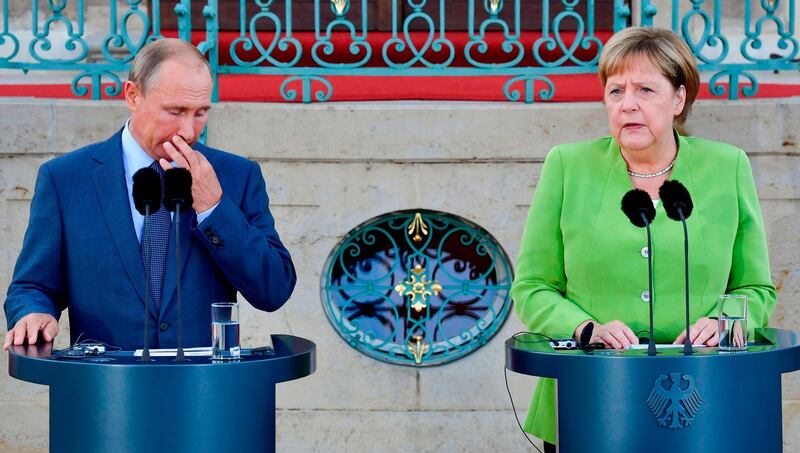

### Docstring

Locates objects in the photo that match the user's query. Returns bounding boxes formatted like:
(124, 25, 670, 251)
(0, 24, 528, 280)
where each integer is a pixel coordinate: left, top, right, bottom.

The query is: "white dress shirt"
(121, 121, 216, 242)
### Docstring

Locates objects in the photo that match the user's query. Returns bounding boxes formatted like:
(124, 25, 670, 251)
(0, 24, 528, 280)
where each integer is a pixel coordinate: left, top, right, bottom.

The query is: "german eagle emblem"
(646, 373, 703, 429)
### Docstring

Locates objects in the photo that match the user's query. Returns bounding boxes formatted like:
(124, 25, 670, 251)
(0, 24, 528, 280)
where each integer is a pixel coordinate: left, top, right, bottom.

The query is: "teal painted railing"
(1, 1, 797, 102)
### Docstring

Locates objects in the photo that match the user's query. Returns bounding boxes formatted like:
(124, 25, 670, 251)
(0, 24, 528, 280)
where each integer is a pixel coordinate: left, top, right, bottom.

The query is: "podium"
(505, 328, 800, 452)
(8, 335, 316, 453)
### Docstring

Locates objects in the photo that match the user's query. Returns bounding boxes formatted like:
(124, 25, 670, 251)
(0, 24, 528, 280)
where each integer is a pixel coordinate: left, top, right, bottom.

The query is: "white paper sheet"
(133, 347, 212, 357)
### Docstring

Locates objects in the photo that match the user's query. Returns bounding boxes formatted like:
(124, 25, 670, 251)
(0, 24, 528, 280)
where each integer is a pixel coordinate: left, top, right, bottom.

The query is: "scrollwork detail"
(311, 0, 371, 68)
(229, 1, 302, 68)
(464, 0, 524, 68)
(30, 0, 89, 64)
(280, 75, 333, 103)
(382, 0, 455, 69)
(679, 1, 729, 65)
(503, 74, 555, 103)
(70, 70, 122, 100)
(740, 0, 798, 63)
(708, 69, 758, 100)
(102, 0, 150, 64)
(532, 1, 602, 67)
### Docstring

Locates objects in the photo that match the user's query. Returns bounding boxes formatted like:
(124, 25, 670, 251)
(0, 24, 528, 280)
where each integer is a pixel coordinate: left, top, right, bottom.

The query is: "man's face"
(124, 59, 213, 160)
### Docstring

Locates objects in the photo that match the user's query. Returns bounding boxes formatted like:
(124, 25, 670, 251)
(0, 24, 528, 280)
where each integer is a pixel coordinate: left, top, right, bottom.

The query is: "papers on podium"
(627, 343, 708, 350)
(134, 347, 212, 357)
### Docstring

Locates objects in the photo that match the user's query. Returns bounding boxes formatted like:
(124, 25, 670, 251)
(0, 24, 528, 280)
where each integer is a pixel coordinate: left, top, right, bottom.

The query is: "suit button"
(211, 237, 220, 245)
(641, 291, 651, 302)
(641, 247, 649, 258)
(159, 322, 169, 331)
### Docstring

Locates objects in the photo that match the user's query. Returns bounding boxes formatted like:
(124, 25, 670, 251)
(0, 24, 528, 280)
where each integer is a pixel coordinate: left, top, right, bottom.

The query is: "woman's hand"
(574, 320, 639, 349)
(673, 317, 719, 346)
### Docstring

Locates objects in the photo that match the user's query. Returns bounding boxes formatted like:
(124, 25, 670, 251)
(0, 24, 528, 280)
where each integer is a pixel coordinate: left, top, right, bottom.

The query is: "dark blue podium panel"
(8, 335, 316, 453)
(505, 329, 800, 453)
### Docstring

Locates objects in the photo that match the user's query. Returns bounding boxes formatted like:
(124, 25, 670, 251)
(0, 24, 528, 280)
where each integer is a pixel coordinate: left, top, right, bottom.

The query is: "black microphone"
(621, 189, 657, 356)
(163, 167, 193, 363)
(659, 180, 694, 355)
(132, 167, 161, 363)
(579, 322, 595, 351)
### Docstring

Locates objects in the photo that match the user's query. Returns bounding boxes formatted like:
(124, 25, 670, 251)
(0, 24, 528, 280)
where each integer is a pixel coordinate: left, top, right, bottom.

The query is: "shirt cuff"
(196, 201, 220, 225)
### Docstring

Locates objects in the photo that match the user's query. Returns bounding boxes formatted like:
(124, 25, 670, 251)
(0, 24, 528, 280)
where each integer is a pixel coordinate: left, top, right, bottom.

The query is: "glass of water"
(718, 294, 747, 352)
(212, 302, 241, 361)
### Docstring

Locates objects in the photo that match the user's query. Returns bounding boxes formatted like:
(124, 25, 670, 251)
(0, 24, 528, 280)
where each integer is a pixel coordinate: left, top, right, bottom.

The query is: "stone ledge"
(0, 98, 798, 159)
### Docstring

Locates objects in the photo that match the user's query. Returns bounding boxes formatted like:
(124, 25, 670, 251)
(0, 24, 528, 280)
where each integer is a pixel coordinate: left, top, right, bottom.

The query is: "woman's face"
(604, 56, 686, 155)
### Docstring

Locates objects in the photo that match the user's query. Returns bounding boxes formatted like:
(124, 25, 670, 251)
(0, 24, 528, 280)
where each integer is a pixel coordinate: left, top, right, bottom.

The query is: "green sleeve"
(510, 147, 593, 338)
(717, 150, 777, 337)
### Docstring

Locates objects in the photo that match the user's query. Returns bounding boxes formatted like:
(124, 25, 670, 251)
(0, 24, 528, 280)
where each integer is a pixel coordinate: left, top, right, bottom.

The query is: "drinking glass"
(212, 302, 240, 361)
(718, 294, 747, 352)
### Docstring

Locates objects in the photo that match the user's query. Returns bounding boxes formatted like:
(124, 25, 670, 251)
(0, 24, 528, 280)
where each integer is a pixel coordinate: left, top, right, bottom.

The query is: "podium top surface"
(506, 328, 800, 377)
(8, 334, 316, 386)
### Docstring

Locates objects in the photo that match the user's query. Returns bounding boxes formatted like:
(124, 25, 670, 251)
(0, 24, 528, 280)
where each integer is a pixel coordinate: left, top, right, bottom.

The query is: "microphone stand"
(141, 204, 152, 363)
(640, 211, 657, 357)
(678, 207, 692, 355)
(174, 201, 185, 363)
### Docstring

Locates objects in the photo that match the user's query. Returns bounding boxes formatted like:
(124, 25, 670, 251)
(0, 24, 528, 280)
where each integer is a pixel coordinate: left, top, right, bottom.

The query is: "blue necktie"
(140, 161, 171, 312)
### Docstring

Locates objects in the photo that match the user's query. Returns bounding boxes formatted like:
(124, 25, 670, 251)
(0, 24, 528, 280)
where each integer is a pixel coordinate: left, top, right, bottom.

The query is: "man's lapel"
(90, 130, 153, 317)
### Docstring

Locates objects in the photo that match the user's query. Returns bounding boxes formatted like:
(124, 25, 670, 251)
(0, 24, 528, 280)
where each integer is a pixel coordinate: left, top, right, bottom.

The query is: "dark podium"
(8, 335, 316, 453)
(506, 328, 800, 452)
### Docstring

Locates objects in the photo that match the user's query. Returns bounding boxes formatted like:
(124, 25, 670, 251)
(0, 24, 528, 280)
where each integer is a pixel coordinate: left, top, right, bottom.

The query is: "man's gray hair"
(128, 39, 212, 94)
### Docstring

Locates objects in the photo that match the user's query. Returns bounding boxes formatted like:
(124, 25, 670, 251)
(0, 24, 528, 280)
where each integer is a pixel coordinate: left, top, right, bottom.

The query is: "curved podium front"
(506, 328, 800, 452)
(8, 335, 316, 453)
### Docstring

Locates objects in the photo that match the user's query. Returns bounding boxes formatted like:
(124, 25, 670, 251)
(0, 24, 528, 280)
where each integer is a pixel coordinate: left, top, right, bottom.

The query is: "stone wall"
(0, 98, 798, 452)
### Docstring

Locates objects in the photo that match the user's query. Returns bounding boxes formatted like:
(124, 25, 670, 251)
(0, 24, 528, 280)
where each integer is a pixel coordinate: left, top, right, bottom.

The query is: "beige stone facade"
(0, 98, 798, 452)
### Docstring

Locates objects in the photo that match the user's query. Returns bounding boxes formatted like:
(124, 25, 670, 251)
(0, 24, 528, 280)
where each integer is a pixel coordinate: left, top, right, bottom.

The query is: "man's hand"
(575, 319, 639, 349)
(3, 313, 59, 351)
(161, 135, 223, 213)
(673, 317, 719, 347)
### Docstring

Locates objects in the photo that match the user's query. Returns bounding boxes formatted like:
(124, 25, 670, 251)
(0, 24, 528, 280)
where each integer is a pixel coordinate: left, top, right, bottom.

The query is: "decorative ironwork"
(741, 0, 798, 64)
(465, 0, 524, 68)
(280, 75, 333, 102)
(503, 74, 556, 102)
(30, 0, 89, 64)
(532, 0, 603, 68)
(321, 209, 513, 366)
(1, 1, 799, 102)
(646, 373, 703, 429)
(408, 335, 429, 364)
(408, 212, 428, 242)
(102, 0, 150, 63)
(678, 0, 730, 65)
(382, 0, 455, 69)
(394, 264, 442, 312)
(312, 0, 371, 68)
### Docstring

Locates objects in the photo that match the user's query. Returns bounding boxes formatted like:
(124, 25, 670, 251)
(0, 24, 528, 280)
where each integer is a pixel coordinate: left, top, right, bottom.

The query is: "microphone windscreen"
(132, 167, 161, 215)
(621, 189, 656, 227)
(579, 321, 594, 349)
(163, 167, 193, 212)
(659, 180, 693, 221)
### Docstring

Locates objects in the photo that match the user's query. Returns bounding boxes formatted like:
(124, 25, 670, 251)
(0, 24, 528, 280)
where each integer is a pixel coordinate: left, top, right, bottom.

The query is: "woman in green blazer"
(509, 27, 776, 450)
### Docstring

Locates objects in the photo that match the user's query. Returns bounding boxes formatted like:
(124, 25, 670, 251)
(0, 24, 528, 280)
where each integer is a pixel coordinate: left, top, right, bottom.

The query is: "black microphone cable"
(504, 326, 605, 451)
(505, 331, 554, 453)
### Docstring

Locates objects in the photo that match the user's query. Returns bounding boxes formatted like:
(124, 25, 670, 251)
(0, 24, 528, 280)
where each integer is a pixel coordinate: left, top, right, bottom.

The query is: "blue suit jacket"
(4, 129, 296, 349)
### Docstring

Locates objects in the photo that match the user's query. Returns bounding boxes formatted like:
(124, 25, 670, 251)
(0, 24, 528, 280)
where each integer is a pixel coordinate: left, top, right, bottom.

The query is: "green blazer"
(509, 134, 776, 444)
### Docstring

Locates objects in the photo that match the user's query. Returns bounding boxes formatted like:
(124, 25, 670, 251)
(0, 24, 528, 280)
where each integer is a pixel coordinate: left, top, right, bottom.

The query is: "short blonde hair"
(128, 39, 211, 95)
(598, 27, 699, 125)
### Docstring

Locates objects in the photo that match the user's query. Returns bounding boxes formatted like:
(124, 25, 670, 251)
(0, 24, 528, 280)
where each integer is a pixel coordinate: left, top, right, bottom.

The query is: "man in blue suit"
(3, 39, 296, 350)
